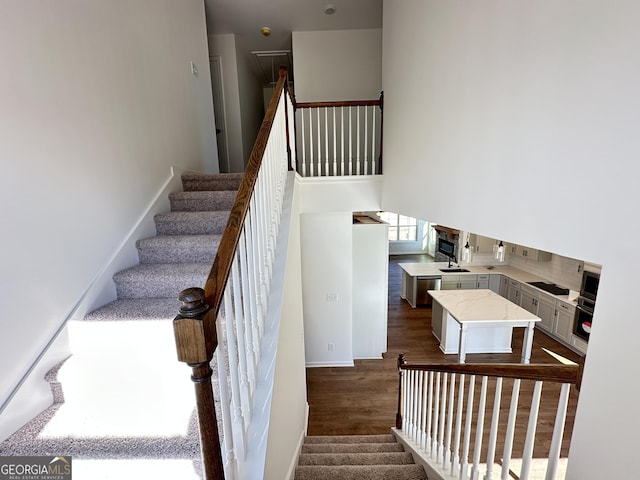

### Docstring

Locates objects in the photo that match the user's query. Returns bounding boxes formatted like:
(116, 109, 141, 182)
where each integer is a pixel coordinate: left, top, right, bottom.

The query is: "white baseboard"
(284, 403, 309, 480)
(305, 360, 355, 368)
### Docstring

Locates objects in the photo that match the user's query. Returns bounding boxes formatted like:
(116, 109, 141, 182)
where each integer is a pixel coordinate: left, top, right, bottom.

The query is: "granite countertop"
(429, 289, 540, 323)
(398, 261, 579, 305)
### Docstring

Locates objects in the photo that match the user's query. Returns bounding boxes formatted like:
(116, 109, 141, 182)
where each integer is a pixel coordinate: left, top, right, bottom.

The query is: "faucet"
(448, 254, 457, 268)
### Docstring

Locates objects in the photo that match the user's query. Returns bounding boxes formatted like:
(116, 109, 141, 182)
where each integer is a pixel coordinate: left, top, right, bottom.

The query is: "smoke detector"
(323, 4, 336, 15)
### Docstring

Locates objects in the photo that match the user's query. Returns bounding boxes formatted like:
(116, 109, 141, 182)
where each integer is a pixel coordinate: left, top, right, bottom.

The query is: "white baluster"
(316, 107, 321, 176)
(332, 106, 337, 175)
(444, 373, 456, 468)
(237, 229, 256, 395)
(215, 326, 237, 477)
(545, 383, 570, 480)
(426, 371, 433, 451)
(371, 105, 377, 174)
(421, 371, 429, 449)
(432, 372, 441, 457)
(340, 107, 345, 175)
(470, 376, 488, 480)
(300, 109, 306, 176)
(416, 370, 423, 446)
(461, 375, 476, 479)
(452, 374, 465, 477)
(520, 381, 543, 480)
(324, 107, 329, 175)
(356, 106, 361, 174)
(484, 377, 503, 480)
(308, 109, 314, 177)
(501, 379, 521, 480)
(363, 105, 369, 174)
(223, 285, 246, 435)
(438, 372, 448, 463)
(348, 107, 353, 175)
(231, 254, 252, 423)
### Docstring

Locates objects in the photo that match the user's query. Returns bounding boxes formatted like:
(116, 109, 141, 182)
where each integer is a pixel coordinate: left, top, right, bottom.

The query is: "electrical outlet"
(326, 292, 338, 302)
(328, 343, 334, 351)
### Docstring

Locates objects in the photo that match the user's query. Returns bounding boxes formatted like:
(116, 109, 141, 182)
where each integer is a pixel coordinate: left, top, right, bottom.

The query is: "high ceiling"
(204, 0, 383, 53)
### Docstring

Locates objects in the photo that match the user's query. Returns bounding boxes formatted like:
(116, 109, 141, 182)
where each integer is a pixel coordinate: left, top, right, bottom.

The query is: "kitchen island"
(430, 289, 540, 363)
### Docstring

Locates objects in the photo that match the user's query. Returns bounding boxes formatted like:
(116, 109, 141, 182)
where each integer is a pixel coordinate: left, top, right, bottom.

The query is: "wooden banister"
(399, 362, 580, 385)
(295, 99, 381, 109)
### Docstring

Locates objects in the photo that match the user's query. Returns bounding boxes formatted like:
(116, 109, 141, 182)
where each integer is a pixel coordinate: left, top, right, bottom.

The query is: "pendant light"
(496, 241, 505, 262)
(462, 235, 472, 263)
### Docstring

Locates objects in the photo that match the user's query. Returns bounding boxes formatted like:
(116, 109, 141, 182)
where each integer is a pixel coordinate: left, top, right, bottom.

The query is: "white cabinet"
(520, 285, 538, 315)
(489, 274, 501, 294)
(507, 278, 521, 305)
(514, 245, 552, 262)
(499, 275, 509, 298)
(476, 274, 490, 289)
(442, 274, 477, 290)
(555, 300, 575, 344)
(537, 295, 557, 333)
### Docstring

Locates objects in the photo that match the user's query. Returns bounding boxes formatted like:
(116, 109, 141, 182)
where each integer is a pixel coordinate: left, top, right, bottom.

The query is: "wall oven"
(574, 270, 600, 341)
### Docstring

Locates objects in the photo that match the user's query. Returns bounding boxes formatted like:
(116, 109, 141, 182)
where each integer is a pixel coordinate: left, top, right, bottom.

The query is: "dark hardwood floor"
(305, 254, 582, 458)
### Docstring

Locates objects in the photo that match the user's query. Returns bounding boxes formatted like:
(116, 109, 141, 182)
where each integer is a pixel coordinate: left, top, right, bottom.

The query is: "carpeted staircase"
(295, 434, 427, 480)
(0, 172, 242, 478)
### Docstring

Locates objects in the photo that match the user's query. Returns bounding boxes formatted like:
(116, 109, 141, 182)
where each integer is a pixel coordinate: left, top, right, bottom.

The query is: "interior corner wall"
(208, 33, 245, 172)
(292, 29, 382, 102)
(234, 37, 265, 165)
(0, 0, 215, 414)
(381, 1, 640, 478)
(300, 212, 354, 367)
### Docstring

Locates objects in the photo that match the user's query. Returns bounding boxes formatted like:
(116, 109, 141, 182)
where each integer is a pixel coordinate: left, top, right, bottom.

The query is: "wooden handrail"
(295, 99, 381, 109)
(399, 361, 580, 384)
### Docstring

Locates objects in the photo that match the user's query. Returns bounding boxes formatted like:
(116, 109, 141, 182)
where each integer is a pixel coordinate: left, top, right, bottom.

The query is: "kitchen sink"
(526, 281, 570, 296)
(439, 268, 470, 273)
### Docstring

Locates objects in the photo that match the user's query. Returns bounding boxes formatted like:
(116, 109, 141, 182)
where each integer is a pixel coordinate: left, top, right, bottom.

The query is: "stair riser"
(181, 173, 243, 192)
(154, 214, 229, 235)
(297, 452, 414, 466)
(114, 272, 209, 299)
(294, 465, 427, 480)
(169, 191, 236, 212)
(137, 242, 219, 264)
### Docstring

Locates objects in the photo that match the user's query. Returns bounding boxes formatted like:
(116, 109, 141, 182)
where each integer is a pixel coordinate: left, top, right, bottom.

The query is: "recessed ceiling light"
(260, 26, 272, 37)
(324, 4, 336, 15)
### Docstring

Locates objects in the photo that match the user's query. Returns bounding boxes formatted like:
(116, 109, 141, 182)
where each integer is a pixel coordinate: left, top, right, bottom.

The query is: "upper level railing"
(396, 355, 583, 480)
(173, 68, 294, 480)
(293, 93, 383, 176)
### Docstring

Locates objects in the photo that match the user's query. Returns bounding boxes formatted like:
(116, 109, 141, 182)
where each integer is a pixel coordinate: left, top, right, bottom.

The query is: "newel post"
(173, 288, 224, 480)
(396, 353, 406, 429)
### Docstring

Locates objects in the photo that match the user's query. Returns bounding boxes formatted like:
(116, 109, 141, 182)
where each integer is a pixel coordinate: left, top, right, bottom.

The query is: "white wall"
(0, 0, 216, 414)
(298, 177, 383, 366)
(292, 29, 382, 102)
(382, 1, 640, 478)
(209, 34, 264, 172)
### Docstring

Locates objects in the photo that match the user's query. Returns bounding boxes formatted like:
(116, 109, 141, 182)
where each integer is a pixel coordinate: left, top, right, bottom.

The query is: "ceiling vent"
(251, 50, 293, 86)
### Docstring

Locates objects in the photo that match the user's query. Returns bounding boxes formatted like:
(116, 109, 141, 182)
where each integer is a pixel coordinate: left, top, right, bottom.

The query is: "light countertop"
(430, 289, 540, 323)
(398, 261, 579, 305)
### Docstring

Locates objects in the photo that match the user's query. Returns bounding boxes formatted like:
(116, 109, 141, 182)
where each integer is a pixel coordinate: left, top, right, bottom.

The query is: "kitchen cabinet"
(507, 279, 521, 305)
(520, 285, 538, 315)
(514, 245, 552, 262)
(469, 234, 497, 253)
(499, 275, 509, 298)
(537, 295, 557, 334)
(554, 300, 575, 343)
(489, 274, 501, 294)
(476, 274, 490, 289)
(441, 274, 477, 290)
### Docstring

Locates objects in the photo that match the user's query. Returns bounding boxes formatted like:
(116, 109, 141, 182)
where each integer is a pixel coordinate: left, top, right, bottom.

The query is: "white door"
(209, 56, 229, 172)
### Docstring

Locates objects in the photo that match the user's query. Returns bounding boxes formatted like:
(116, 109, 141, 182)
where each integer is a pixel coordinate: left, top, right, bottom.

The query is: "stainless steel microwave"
(580, 270, 600, 302)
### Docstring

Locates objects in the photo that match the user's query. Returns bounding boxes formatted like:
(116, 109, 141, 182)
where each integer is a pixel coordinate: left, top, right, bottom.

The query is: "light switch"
(190, 61, 198, 77)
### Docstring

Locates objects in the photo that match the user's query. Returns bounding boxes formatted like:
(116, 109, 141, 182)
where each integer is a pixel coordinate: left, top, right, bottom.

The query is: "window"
(378, 212, 418, 241)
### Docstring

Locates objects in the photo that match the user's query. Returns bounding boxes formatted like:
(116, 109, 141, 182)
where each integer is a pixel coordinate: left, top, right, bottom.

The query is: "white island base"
(430, 289, 540, 363)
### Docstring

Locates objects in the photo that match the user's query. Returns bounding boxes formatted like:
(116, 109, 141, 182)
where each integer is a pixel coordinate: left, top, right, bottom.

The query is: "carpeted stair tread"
(154, 211, 229, 235)
(293, 464, 428, 480)
(302, 442, 405, 454)
(298, 452, 414, 466)
(169, 191, 237, 212)
(113, 263, 211, 299)
(136, 234, 221, 264)
(304, 434, 397, 444)
(181, 172, 244, 191)
(84, 298, 180, 321)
